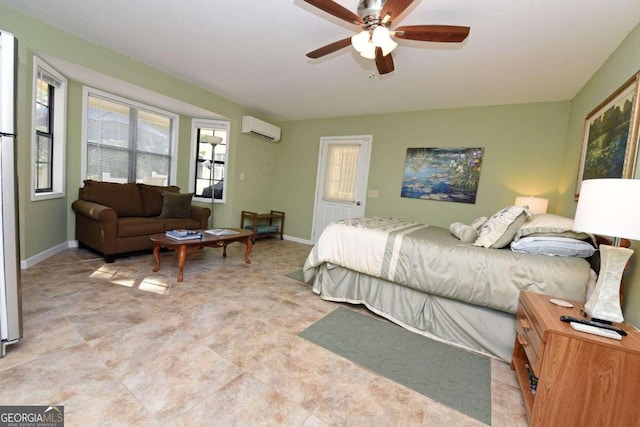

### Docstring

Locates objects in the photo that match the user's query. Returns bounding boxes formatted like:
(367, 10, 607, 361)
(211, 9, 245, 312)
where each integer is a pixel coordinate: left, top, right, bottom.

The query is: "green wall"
(0, 4, 281, 260)
(275, 102, 570, 239)
(557, 22, 640, 327)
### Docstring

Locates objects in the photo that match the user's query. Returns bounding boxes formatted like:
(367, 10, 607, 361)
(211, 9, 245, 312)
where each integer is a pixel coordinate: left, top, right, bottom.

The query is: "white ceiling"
(2, 0, 640, 121)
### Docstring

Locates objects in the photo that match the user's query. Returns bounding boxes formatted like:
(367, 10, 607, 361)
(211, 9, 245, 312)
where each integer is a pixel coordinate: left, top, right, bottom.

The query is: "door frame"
(310, 135, 372, 243)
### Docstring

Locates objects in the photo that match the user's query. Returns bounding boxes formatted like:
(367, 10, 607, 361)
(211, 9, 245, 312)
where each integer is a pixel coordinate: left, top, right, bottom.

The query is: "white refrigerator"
(0, 29, 22, 357)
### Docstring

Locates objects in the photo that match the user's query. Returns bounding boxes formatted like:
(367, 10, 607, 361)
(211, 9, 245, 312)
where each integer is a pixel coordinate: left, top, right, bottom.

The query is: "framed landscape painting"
(401, 147, 484, 204)
(575, 71, 640, 198)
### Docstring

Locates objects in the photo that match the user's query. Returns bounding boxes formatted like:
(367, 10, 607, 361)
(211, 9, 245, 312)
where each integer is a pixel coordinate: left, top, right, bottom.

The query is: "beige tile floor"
(0, 239, 528, 426)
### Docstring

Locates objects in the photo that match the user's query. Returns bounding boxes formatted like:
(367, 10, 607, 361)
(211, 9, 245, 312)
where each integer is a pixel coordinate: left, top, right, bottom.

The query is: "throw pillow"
(513, 213, 591, 241)
(449, 222, 478, 243)
(474, 206, 532, 249)
(138, 184, 181, 217)
(159, 192, 193, 218)
(510, 236, 597, 258)
(470, 216, 488, 231)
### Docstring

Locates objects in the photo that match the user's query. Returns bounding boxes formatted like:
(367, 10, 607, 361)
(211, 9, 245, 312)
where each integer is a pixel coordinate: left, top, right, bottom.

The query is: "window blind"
(323, 143, 360, 202)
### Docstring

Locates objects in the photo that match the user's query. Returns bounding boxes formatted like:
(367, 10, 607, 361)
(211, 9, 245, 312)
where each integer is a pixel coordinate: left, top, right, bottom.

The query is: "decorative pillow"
(474, 206, 531, 249)
(82, 180, 144, 217)
(513, 213, 591, 241)
(470, 216, 488, 231)
(449, 222, 478, 243)
(159, 192, 193, 218)
(138, 184, 181, 217)
(510, 236, 597, 258)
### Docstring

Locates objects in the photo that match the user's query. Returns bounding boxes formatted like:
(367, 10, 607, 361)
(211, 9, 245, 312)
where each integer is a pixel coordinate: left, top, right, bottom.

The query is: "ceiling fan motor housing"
(358, 0, 385, 23)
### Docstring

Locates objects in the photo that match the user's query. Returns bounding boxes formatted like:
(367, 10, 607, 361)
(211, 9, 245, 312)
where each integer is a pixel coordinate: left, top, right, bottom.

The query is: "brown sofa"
(72, 180, 211, 262)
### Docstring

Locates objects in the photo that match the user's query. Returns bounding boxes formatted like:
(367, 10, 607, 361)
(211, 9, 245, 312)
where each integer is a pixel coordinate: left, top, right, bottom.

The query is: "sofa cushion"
(138, 184, 181, 217)
(82, 180, 144, 217)
(160, 192, 193, 218)
(117, 217, 166, 238)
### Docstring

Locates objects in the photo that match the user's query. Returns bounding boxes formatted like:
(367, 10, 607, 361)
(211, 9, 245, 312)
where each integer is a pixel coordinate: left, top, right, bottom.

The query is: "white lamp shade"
(514, 196, 549, 215)
(359, 42, 376, 59)
(371, 26, 397, 56)
(573, 179, 640, 240)
(379, 37, 397, 56)
(351, 31, 370, 53)
(371, 26, 390, 45)
(201, 135, 222, 145)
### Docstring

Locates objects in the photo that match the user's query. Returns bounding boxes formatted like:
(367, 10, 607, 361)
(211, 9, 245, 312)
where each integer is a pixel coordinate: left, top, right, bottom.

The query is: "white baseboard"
(21, 241, 77, 269)
(283, 234, 312, 245)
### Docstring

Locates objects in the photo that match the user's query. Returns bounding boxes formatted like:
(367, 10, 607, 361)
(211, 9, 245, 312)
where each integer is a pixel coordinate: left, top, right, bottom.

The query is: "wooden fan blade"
(306, 37, 352, 58)
(394, 25, 470, 43)
(380, 0, 415, 21)
(303, 0, 363, 25)
(375, 47, 394, 75)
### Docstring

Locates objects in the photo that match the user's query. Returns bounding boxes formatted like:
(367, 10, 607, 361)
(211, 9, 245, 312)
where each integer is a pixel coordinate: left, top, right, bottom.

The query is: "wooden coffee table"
(149, 228, 252, 282)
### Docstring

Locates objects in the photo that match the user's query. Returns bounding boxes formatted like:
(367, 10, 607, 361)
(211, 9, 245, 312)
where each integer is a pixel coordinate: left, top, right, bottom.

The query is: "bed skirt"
(311, 263, 516, 362)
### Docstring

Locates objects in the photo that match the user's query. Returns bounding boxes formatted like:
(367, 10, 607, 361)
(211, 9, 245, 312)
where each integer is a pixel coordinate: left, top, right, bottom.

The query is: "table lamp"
(514, 196, 549, 215)
(573, 178, 640, 323)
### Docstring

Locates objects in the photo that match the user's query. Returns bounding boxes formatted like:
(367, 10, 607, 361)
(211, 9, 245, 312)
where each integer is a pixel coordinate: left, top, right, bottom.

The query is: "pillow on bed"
(510, 236, 597, 258)
(474, 206, 531, 249)
(470, 216, 488, 231)
(513, 213, 591, 241)
(449, 222, 479, 243)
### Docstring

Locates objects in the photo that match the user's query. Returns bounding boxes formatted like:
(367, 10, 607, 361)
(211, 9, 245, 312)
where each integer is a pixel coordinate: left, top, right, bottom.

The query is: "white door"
(311, 135, 372, 244)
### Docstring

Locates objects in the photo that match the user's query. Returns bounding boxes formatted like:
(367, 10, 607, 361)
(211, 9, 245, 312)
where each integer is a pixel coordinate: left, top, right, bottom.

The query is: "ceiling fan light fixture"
(359, 42, 376, 59)
(379, 37, 397, 56)
(303, 0, 470, 74)
(351, 30, 371, 53)
(372, 25, 397, 56)
(371, 26, 390, 45)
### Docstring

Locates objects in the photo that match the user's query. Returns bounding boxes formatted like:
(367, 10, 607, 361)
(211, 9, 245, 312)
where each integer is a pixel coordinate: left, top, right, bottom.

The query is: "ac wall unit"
(241, 115, 281, 142)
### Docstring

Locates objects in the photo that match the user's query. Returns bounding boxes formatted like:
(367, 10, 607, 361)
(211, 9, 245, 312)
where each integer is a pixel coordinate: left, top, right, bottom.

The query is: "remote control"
(560, 315, 627, 336)
(570, 322, 622, 340)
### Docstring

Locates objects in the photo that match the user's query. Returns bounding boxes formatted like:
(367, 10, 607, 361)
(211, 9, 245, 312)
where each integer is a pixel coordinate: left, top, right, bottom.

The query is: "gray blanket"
(304, 217, 593, 314)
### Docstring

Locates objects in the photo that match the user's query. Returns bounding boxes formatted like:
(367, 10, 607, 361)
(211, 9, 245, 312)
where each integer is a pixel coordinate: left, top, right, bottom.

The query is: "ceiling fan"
(303, 0, 470, 75)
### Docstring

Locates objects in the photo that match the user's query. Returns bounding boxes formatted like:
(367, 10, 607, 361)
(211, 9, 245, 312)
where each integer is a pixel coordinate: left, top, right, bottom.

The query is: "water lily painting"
(401, 147, 484, 204)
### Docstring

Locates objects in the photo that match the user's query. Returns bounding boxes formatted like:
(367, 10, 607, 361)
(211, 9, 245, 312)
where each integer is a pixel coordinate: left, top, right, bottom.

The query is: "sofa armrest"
(72, 199, 119, 259)
(72, 199, 118, 223)
(191, 205, 211, 228)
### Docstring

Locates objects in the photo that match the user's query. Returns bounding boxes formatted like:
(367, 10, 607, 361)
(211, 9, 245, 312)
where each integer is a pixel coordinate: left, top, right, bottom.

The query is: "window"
(190, 119, 229, 203)
(31, 57, 67, 200)
(82, 87, 178, 185)
(323, 144, 360, 202)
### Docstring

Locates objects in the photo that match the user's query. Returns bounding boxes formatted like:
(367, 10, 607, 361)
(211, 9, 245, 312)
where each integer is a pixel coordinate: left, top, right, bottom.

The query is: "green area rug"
(285, 269, 309, 284)
(299, 307, 491, 424)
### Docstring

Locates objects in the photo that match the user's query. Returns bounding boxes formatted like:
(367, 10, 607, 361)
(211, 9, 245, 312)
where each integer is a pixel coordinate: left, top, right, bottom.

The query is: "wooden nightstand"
(512, 291, 640, 426)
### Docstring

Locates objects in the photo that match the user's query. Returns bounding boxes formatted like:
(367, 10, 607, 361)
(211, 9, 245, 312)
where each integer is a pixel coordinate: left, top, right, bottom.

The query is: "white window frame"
(31, 57, 67, 201)
(189, 118, 230, 204)
(80, 86, 179, 185)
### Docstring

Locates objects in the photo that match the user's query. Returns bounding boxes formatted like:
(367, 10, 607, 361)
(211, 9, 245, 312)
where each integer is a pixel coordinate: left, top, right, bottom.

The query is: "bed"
(303, 213, 597, 362)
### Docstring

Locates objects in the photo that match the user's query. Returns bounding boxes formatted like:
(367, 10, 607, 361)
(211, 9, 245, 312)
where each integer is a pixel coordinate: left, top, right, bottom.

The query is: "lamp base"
(584, 244, 633, 323)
